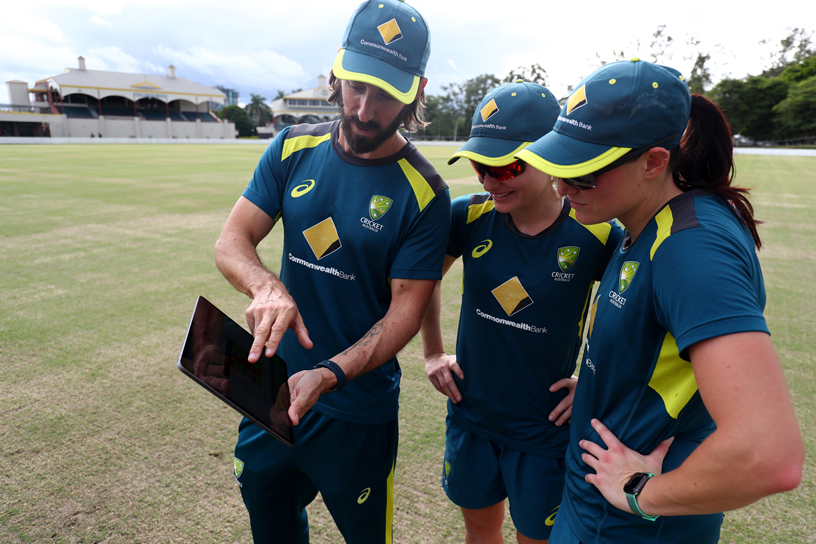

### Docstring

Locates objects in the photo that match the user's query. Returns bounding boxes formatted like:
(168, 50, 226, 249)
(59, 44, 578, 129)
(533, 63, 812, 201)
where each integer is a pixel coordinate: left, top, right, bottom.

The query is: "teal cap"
(333, 0, 431, 105)
(448, 80, 560, 166)
(517, 59, 691, 178)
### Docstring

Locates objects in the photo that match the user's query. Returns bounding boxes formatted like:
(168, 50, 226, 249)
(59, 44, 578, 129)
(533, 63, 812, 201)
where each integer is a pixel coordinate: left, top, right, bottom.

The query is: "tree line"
(219, 27, 815, 144)
(416, 27, 816, 145)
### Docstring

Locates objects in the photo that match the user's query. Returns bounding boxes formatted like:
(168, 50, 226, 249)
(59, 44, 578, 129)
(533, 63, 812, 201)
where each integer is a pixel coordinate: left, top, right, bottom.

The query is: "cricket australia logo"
(378, 18, 403, 45)
(619, 261, 640, 293)
(369, 195, 392, 220)
(553, 246, 579, 282)
(609, 261, 639, 309)
(233, 457, 245, 487)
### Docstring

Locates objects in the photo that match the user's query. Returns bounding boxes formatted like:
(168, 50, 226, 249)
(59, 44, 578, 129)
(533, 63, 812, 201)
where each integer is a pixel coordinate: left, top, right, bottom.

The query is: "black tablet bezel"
(176, 296, 294, 447)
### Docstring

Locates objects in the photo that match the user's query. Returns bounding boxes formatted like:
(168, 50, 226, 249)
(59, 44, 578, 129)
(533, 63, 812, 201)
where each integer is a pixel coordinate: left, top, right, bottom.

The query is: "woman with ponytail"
(516, 59, 803, 543)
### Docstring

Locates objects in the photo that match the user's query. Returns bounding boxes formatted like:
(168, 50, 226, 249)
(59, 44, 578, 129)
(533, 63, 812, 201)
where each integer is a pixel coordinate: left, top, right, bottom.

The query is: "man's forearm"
(328, 279, 435, 383)
(215, 227, 281, 299)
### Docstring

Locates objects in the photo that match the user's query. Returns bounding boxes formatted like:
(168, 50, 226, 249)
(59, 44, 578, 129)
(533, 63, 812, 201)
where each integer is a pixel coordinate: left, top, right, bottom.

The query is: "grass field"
(0, 143, 814, 543)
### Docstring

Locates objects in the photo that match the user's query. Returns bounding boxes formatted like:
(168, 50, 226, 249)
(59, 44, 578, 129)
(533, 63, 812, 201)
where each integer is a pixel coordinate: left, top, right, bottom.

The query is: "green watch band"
(624, 472, 659, 522)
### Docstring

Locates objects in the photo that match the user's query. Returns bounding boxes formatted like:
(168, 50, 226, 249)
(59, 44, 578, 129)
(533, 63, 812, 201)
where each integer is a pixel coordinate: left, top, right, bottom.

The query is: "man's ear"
(642, 148, 671, 180)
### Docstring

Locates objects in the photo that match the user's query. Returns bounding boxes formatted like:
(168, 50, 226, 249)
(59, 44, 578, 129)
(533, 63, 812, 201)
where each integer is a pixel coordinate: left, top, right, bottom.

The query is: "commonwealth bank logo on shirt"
(378, 18, 403, 45)
(303, 217, 342, 260)
(608, 261, 639, 308)
(553, 246, 579, 282)
(492, 276, 533, 317)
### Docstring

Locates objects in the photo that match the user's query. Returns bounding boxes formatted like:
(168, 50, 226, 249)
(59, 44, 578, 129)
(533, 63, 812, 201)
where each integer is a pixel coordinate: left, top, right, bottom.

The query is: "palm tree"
(245, 94, 272, 127)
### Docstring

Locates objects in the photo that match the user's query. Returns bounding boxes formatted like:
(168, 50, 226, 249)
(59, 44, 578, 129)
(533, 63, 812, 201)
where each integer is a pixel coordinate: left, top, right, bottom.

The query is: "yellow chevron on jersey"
(648, 332, 698, 419)
(282, 132, 332, 160)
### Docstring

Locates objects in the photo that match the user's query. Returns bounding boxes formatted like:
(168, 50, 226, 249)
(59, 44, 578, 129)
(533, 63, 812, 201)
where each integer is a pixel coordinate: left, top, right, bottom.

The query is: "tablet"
(177, 296, 294, 447)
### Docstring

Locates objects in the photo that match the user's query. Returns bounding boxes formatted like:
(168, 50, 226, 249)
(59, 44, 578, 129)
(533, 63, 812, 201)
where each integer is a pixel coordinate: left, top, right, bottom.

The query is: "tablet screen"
(177, 296, 294, 447)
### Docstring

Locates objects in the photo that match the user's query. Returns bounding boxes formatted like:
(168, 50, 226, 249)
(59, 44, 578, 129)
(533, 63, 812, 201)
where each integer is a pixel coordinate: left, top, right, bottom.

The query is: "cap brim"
(448, 139, 530, 166)
(333, 49, 420, 105)
(516, 131, 631, 178)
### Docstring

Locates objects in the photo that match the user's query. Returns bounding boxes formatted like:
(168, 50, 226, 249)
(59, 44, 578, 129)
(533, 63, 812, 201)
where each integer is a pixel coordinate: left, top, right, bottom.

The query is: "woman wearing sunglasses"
(517, 59, 804, 543)
(421, 80, 623, 543)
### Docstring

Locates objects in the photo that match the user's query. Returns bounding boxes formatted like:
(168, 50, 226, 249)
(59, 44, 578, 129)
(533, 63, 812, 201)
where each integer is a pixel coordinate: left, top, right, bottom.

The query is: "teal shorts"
(234, 410, 398, 544)
(442, 417, 565, 540)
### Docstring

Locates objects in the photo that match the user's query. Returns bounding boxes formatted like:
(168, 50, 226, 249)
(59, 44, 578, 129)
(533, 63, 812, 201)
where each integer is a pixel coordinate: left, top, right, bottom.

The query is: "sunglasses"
(470, 159, 527, 182)
(561, 134, 676, 191)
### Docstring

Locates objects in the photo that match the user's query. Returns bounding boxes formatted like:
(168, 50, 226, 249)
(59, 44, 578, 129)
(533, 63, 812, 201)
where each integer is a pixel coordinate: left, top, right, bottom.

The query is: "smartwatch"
(624, 472, 659, 521)
(313, 360, 346, 392)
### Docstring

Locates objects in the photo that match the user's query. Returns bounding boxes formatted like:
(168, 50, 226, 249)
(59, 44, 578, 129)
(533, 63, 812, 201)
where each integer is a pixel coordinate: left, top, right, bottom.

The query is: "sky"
(2, 0, 814, 107)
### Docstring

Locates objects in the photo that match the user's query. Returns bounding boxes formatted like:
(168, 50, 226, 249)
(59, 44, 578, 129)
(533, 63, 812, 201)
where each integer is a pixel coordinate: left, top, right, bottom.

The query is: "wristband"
(624, 472, 659, 521)
(313, 360, 346, 392)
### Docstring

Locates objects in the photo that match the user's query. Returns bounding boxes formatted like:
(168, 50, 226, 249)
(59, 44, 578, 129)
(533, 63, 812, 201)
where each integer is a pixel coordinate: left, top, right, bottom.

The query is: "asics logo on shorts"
(357, 487, 371, 504)
(545, 505, 560, 526)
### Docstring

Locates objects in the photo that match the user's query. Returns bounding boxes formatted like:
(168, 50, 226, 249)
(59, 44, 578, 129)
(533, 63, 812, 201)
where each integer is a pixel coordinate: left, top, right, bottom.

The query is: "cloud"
(153, 45, 307, 94)
(91, 15, 111, 27)
(83, 46, 162, 74)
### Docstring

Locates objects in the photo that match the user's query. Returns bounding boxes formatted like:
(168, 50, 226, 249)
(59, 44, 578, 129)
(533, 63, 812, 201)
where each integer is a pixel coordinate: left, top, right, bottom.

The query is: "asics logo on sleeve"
(291, 179, 316, 197)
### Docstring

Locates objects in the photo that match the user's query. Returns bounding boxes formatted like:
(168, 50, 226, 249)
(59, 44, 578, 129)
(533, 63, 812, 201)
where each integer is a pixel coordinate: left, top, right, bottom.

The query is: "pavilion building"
(257, 75, 339, 138)
(1, 57, 235, 139)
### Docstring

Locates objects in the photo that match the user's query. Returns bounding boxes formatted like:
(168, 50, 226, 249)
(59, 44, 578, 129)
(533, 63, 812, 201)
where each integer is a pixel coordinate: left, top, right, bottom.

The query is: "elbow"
(214, 233, 232, 271)
(756, 441, 805, 495)
(769, 449, 805, 494)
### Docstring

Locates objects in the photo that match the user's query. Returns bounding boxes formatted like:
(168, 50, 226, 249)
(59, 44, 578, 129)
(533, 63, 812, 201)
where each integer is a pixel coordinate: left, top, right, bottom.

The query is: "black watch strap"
(314, 360, 346, 392)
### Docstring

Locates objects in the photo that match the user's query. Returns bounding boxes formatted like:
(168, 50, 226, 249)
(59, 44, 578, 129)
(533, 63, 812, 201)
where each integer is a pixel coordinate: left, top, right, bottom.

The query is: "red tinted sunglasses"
(470, 159, 527, 182)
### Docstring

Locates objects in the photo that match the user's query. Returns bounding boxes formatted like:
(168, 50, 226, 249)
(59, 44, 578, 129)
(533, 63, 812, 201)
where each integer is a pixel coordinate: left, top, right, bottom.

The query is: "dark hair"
(327, 70, 428, 132)
(670, 94, 763, 249)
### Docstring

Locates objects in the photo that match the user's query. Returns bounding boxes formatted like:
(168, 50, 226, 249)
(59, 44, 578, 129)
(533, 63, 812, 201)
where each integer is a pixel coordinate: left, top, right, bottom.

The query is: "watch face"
(624, 472, 651, 495)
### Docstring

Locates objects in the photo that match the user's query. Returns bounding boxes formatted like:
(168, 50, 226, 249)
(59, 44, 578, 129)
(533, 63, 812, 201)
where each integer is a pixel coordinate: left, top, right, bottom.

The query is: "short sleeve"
(652, 227, 768, 359)
(241, 130, 289, 220)
(389, 187, 452, 280)
(446, 194, 475, 258)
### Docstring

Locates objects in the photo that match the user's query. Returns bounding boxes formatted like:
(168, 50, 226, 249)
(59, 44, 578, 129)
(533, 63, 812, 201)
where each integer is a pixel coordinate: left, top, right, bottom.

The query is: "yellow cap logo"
(480, 99, 499, 122)
(378, 18, 403, 45)
(567, 84, 587, 115)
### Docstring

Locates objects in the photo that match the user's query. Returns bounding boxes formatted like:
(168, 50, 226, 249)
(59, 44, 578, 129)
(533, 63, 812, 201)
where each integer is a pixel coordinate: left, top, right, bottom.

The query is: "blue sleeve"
(241, 130, 289, 220)
(389, 188, 452, 280)
(653, 228, 768, 359)
(446, 194, 475, 258)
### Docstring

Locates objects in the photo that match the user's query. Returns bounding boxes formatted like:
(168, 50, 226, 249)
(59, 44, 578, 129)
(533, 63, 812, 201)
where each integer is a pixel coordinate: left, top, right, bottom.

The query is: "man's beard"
(339, 104, 405, 155)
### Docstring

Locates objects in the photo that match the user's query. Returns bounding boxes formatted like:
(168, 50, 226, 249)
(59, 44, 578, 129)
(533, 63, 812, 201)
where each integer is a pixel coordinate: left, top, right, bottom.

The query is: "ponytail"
(672, 94, 763, 249)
